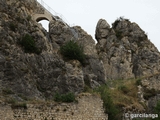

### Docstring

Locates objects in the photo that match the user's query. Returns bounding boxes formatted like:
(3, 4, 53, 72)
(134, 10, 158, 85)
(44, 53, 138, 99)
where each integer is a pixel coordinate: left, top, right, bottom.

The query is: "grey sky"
(37, 0, 160, 51)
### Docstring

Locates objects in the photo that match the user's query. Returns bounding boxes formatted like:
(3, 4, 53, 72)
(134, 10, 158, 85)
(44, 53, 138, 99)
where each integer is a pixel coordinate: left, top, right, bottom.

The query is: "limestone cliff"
(1, 0, 160, 119)
(95, 18, 160, 117)
(95, 18, 160, 80)
(0, 0, 105, 101)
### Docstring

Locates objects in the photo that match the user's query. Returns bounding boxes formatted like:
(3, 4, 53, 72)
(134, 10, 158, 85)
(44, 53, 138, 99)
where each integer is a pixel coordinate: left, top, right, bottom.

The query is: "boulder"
(95, 19, 110, 43)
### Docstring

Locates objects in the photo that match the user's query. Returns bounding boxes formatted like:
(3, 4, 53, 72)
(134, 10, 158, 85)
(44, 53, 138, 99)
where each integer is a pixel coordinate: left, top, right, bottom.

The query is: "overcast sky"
(37, 0, 160, 51)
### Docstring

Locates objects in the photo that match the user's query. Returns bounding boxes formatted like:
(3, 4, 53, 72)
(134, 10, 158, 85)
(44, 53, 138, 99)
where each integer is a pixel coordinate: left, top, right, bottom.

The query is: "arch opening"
(38, 19, 49, 32)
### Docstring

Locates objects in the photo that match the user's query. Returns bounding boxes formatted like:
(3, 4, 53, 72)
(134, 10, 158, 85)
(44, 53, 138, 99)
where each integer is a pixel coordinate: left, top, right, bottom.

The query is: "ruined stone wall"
(0, 94, 108, 120)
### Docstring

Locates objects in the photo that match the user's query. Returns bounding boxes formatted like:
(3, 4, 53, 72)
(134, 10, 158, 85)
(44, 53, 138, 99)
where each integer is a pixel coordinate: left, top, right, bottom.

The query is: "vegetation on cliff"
(60, 40, 86, 64)
(1, 0, 160, 119)
(19, 34, 41, 54)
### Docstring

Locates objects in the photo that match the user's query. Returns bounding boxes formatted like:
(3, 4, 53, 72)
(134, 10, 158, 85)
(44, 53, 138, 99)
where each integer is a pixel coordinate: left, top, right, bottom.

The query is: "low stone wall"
(0, 93, 108, 120)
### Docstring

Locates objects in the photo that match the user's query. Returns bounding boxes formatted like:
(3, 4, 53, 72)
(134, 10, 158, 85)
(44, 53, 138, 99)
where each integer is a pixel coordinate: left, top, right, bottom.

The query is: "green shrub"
(18, 94, 28, 101)
(143, 88, 156, 100)
(9, 23, 16, 32)
(118, 85, 129, 94)
(2, 88, 14, 95)
(11, 102, 27, 109)
(115, 30, 123, 39)
(135, 78, 142, 86)
(5, 97, 16, 104)
(95, 85, 119, 120)
(155, 100, 160, 112)
(60, 40, 85, 64)
(27, 15, 31, 21)
(20, 34, 41, 54)
(112, 16, 130, 29)
(54, 92, 75, 103)
(154, 100, 160, 120)
(16, 17, 23, 23)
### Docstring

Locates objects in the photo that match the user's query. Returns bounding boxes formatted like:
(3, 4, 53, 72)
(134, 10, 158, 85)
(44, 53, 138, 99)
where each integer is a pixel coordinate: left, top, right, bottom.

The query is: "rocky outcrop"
(0, 0, 84, 100)
(139, 73, 160, 113)
(49, 20, 73, 45)
(95, 19, 110, 46)
(95, 17, 160, 80)
(71, 26, 106, 86)
(95, 18, 160, 114)
(0, 0, 106, 101)
(1, 0, 160, 118)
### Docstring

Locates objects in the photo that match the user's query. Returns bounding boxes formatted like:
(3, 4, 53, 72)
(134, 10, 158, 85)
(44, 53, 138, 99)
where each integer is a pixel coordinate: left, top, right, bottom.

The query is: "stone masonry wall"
(0, 93, 108, 120)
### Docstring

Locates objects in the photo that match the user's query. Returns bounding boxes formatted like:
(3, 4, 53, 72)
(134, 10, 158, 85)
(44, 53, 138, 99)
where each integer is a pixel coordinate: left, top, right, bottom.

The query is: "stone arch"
(32, 14, 52, 31)
(36, 16, 49, 22)
(32, 13, 53, 22)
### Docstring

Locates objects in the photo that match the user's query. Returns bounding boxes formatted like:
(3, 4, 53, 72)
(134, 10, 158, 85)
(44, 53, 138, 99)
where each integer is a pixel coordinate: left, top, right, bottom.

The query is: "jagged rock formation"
(95, 18, 160, 80)
(1, 0, 160, 119)
(0, 0, 106, 101)
(95, 18, 160, 116)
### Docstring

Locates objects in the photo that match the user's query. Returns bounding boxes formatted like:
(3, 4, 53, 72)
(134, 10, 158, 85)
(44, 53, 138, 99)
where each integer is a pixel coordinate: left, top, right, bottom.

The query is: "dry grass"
(108, 78, 144, 110)
(93, 78, 145, 119)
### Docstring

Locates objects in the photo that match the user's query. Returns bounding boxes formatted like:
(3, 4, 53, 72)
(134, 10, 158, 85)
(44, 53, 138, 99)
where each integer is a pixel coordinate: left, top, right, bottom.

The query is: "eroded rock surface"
(0, 0, 106, 101)
(95, 18, 160, 80)
(1, 1, 160, 116)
